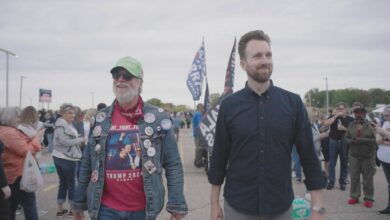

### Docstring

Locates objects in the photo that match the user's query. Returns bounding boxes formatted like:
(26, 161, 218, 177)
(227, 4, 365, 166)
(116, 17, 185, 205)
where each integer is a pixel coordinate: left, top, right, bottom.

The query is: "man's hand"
(309, 211, 324, 220)
(1, 186, 11, 199)
(170, 213, 186, 220)
(73, 211, 84, 220)
(210, 203, 223, 220)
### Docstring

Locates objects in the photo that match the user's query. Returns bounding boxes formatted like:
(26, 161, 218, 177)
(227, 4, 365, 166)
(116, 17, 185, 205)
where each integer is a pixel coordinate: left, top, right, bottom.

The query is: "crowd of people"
(0, 29, 389, 220)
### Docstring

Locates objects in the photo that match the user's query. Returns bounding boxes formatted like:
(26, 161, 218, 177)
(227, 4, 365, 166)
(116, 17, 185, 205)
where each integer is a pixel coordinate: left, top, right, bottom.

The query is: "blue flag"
(198, 38, 236, 152)
(203, 80, 211, 112)
(186, 41, 207, 101)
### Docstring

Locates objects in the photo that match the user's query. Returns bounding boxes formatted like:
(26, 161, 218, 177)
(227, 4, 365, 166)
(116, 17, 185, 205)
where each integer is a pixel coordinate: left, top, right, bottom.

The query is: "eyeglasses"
(112, 71, 134, 81)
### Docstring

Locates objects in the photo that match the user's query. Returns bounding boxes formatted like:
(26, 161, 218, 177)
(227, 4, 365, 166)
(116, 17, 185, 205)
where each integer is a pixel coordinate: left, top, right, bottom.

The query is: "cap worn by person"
(110, 56, 144, 80)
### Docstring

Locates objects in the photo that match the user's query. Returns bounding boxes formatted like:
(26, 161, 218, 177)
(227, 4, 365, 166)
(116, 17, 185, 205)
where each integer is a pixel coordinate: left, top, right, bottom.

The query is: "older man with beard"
(73, 56, 187, 220)
(208, 30, 326, 220)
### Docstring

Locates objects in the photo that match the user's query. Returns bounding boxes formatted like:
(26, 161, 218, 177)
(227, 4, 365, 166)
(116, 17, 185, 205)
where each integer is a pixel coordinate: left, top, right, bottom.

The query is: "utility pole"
(19, 76, 26, 108)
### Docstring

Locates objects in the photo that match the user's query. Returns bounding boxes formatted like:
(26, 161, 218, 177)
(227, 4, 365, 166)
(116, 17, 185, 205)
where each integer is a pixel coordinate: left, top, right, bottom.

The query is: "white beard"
(112, 83, 139, 104)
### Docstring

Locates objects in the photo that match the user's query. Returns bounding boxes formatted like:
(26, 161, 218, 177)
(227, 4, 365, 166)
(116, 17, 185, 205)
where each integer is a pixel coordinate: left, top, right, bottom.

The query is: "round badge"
(145, 127, 154, 136)
(93, 126, 102, 137)
(91, 170, 99, 183)
(147, 147, 156, 157)
(143, 139, 152, 149)
(95, 144, 102, 152)
(158, 108, 164, 113)
(144, 113, 156, 124)
(95, 112, 106, 123)
(161, 119, 172, 130)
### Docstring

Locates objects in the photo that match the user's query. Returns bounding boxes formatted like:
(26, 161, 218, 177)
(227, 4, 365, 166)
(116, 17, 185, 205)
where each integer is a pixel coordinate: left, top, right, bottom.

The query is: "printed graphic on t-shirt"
(106, 124, 142, 176)
(102, 123, 146, 211)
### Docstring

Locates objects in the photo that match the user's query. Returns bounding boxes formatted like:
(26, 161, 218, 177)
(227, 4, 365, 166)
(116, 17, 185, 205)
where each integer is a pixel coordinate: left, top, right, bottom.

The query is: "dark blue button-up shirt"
(208, 82, 326, 216)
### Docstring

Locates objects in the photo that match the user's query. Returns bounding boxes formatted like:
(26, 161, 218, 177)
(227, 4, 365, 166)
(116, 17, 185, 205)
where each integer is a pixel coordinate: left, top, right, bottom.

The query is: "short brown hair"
(335, 102, 348, 109)
(238, 30, 271, 60)
(59, 103, 75, 115)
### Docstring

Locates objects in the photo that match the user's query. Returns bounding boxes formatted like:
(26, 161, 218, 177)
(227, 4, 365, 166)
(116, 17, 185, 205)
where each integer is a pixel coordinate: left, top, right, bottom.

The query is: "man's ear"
(240, 59, 247, 71)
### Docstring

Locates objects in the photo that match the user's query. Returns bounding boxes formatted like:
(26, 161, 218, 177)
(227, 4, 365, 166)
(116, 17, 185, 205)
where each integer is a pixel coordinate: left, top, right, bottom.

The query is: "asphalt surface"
(16, 128, 390, 220)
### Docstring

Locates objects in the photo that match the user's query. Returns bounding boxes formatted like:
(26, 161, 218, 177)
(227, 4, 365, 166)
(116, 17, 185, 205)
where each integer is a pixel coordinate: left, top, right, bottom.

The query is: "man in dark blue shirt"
(208, 30, 326, 220)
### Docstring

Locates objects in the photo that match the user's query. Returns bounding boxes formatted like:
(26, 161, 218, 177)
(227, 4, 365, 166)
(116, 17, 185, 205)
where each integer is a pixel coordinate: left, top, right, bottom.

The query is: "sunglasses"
(112, 71, 134, 81)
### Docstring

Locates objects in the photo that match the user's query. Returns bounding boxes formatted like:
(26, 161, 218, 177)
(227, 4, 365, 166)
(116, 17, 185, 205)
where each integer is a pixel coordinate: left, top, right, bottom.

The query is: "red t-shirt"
(101, 100, 146, 211)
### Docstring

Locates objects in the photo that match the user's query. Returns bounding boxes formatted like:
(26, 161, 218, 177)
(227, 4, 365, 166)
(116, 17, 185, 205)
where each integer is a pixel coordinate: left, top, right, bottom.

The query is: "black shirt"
(329, 115, 354, 140)
(208, 82, 325, 216)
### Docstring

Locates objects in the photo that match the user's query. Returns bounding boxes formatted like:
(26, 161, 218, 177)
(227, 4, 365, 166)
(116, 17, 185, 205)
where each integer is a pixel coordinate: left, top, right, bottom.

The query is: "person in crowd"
(17, 106, 43, 138)
(0, 106, 44, 220)
(0, 139, 11, 220)
(319, 115, 330, 179)
(192, 104, 205, 168)
(185, 113, 191, 129)
(52, 103, 86, 217)
(323, 102, 354, 190)
(375, 105, 390, 214)
(73, 106, 85, 139)
(208, 30, 325, 220)
(172, 112, 182, 143)
(83, 109, 97, 146)
(43, 110, 56, 153)
(97, 103, 107, 111)
(73, 56, 187, 220)
(345, 106, 377, 208)
(307, 107, 328, 163)
(291, 145, 302, 183)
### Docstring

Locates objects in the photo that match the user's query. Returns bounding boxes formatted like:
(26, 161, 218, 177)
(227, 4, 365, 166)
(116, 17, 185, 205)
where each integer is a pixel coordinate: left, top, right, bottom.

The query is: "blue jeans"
(328, 138, 348, 185)
(46, 133, 54, 153)
(291, 145, 302, 179)
(9, 177, 38, 220)
(381, 161, 390, 209)
(53, 156, 77, 206)
(98, 204, 146, 220)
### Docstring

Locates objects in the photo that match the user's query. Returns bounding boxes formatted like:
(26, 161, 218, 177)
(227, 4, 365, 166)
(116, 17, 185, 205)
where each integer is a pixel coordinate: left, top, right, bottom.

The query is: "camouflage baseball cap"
(110, 56, 144, 79)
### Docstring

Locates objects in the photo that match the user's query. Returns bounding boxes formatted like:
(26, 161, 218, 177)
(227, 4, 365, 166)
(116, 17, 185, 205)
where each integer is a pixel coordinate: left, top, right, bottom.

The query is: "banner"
(39, 89, 52, 103)
(186, 41, 207, 101)
(198, 38, 236, 152)
(203, 80, 211, 112)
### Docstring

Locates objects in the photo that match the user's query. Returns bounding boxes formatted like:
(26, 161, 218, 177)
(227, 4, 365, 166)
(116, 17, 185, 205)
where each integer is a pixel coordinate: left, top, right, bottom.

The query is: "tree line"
(304, 88, 390, 108)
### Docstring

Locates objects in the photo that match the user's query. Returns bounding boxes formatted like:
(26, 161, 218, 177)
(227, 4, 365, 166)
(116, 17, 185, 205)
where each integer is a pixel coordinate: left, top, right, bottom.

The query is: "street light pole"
(19, 76, 26, 108)
(0, 48, 18, 107)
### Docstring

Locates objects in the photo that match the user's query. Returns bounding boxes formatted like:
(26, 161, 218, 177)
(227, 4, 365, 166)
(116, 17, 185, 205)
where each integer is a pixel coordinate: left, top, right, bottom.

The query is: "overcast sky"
(1, 0, 389, 110)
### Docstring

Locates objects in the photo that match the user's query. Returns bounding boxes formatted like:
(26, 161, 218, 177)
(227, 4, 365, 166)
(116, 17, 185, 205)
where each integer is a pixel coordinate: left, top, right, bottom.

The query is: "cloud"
(0, 0, 389, 110)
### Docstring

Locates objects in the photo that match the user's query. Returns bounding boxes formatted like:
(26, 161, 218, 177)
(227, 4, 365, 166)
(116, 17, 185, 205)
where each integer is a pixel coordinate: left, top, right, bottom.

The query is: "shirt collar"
(244, 80, 275, 99)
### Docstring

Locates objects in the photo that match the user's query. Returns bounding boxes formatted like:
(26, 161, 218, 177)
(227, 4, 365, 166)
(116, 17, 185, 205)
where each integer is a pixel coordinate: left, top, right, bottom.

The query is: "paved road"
(18, 128, 390, 219)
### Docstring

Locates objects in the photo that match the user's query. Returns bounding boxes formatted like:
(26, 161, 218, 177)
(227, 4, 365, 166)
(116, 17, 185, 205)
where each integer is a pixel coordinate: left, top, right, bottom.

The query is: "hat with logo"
(110, 56, 144, 79)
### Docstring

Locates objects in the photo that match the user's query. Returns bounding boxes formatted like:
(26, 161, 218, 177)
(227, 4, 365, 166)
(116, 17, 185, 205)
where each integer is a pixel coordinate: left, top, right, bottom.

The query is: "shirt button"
(261, 133, 265, 136)
(260, 101, 263, 104)
(260, 117, 264, 120)
(260, 150, 264, 153)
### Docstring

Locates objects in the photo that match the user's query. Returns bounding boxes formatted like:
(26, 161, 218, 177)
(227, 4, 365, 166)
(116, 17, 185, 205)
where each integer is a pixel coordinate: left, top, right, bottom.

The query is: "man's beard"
(247, 65, 272, 83)
(112, 83, 139, 104)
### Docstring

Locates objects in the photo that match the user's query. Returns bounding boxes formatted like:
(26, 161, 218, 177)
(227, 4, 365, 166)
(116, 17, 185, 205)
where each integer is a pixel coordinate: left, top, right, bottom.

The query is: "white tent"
(373, 106, 385, 113)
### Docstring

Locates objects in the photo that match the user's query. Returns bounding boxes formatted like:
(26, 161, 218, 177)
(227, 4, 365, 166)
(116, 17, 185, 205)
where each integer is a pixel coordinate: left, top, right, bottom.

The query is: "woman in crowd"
(17, 106, 43, 138)
(345, 106, 377, 208)
(375, 105, 390, 214)
(0, 106, 44, 220)
(52, 103, 85, 217)
(43, 110, 56, 153)
(0, 139, 11, 220)
(307, 107, 328, 162)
